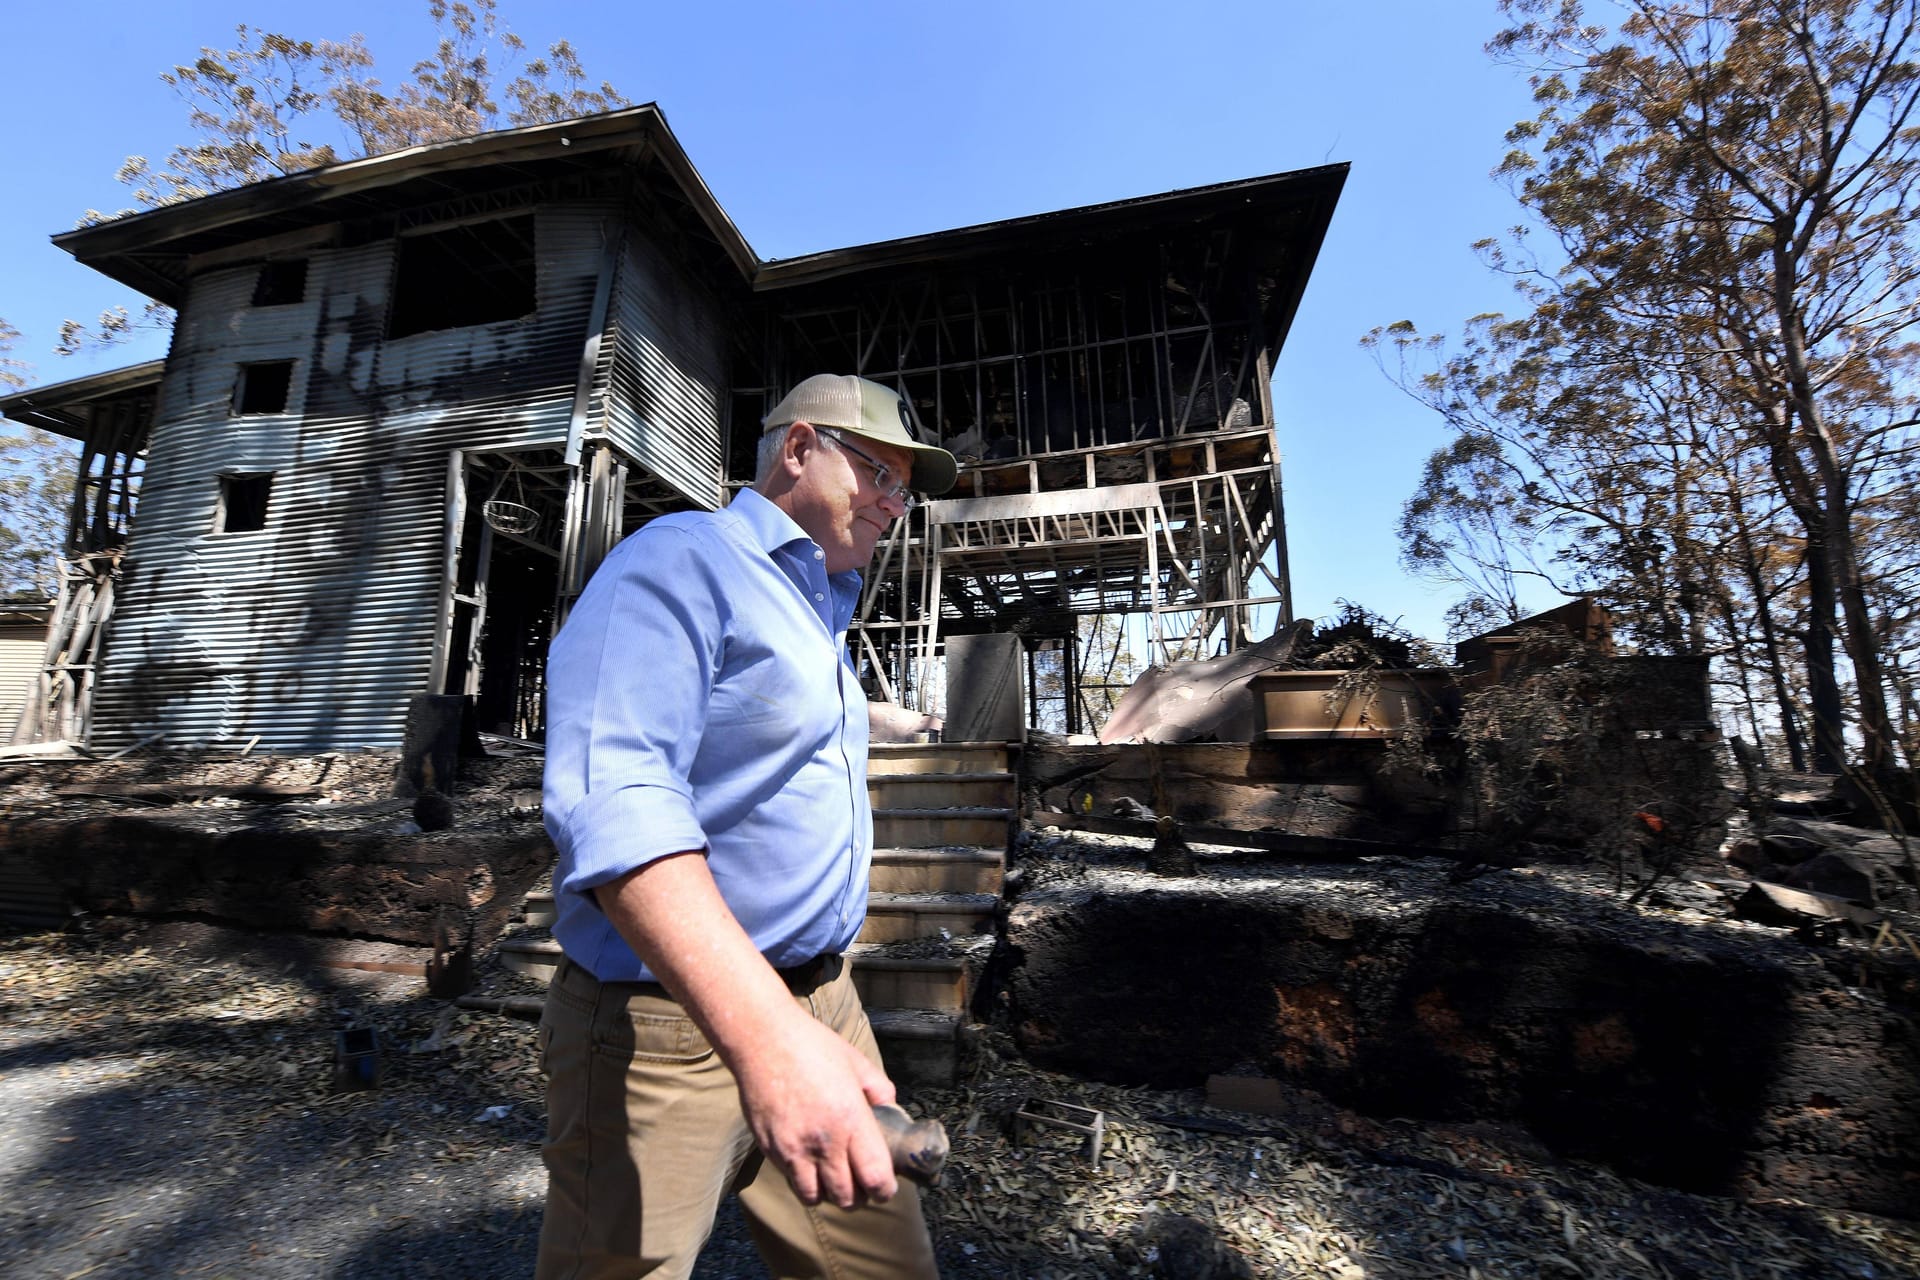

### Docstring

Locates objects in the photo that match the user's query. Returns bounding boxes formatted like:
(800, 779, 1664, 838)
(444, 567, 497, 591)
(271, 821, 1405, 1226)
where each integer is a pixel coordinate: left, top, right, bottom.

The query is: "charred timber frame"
(26, 106, 1341, 747)
(0, 367, 155, 745)
(747, 239, 1295, 719)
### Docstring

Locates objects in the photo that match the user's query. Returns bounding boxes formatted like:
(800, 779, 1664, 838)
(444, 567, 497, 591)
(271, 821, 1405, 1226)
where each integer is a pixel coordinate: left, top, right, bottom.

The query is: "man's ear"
(779, 421, 816, 476)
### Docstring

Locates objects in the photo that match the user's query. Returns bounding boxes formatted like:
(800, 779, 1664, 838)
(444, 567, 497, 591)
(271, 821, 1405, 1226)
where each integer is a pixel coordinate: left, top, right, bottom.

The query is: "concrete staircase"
(499, 740, 1014, 1086)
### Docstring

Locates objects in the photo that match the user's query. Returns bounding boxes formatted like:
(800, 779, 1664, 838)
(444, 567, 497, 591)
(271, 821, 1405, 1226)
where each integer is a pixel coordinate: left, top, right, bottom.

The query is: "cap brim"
(903, 442, 958, 496)
(832, 427, 957, 497)
(764, 372, 960, 496)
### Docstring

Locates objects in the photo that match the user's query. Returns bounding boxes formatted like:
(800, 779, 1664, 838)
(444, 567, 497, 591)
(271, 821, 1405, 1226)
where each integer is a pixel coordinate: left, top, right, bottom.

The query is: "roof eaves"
(750, 163, 1350, 291)
(53, 105, 760, 287)
(0, 359, 166, 438)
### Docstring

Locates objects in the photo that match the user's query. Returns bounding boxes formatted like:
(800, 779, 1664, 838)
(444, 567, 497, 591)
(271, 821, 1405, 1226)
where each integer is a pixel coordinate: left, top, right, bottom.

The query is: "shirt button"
(815, 592, 825, 602)
(813, 549, 824, 560)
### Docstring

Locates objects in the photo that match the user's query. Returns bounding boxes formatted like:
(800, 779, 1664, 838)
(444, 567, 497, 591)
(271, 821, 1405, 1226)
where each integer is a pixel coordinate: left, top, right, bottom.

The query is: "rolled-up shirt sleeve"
(543, 525, 719, 897)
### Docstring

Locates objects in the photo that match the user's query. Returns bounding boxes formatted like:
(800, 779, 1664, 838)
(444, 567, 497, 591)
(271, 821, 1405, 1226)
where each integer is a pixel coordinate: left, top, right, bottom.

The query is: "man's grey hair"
(754, 422, 839, 484)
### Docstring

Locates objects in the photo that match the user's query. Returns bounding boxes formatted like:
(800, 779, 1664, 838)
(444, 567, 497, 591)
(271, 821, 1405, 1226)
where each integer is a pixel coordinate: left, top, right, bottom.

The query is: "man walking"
(536, 374, 957, 1279)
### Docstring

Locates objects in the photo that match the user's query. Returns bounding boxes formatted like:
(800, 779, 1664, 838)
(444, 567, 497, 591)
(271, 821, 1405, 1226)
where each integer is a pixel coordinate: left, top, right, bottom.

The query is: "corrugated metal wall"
(601, 232, 728, 510)
(88, 201, 636, 752)
(0, 625, 44, 741)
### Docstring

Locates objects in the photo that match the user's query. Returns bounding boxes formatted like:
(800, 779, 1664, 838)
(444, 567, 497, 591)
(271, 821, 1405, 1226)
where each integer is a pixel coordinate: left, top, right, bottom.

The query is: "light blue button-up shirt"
(541, 488, 872, 982)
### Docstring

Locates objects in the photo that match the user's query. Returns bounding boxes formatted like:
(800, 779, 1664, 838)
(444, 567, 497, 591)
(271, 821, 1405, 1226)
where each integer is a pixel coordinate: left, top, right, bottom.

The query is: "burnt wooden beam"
(53, 783, 320, 803)
(1031, 810, 1461, 863)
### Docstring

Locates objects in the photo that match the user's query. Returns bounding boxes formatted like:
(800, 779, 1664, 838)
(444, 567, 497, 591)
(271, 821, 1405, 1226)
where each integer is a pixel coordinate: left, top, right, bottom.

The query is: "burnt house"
(1, 105, 1343, 752)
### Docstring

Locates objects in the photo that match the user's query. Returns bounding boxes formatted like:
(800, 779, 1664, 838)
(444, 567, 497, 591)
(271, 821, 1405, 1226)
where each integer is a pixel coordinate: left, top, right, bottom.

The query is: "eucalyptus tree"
(61, 0, 627, 352)
(1369, 298, 1758, 663)
(105, 0, 626, 212)
(1502, 0, 1920, 772)
(0, 319, 26, 393)
(1383, 0, 1920, 773)
(0, 321, 76, 598)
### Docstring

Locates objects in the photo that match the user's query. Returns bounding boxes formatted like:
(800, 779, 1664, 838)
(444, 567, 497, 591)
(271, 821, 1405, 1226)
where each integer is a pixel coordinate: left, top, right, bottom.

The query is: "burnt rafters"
(898, 277, 938, 369)
(934, 284, 970, 368)
(384, 171, 616, 235)
(855, 284, 901, 373)
(761, 227, 1311, 712)
(944, 579, 990, 621)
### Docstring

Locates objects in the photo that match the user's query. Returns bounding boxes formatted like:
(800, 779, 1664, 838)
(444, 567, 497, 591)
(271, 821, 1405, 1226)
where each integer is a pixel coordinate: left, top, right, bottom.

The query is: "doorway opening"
(441, 448, 568, 740)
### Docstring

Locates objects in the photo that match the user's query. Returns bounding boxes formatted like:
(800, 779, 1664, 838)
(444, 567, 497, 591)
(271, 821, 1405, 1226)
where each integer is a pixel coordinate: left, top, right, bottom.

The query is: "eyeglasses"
(819, 428, 918, 511)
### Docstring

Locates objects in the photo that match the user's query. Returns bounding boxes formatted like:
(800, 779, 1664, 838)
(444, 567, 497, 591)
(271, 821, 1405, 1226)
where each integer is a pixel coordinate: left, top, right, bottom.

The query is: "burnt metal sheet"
(86, 203, 616, 752)
(599, 232, 727, 510)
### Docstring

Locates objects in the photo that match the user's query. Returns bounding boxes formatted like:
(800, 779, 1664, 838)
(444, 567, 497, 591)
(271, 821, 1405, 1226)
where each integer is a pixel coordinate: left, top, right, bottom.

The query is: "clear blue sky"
(0, 0, 1555, 642)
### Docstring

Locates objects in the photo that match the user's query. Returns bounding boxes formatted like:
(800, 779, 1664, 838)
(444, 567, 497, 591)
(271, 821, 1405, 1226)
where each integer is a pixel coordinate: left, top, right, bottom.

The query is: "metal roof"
(0, 360, 166, 440)
(51, 105, 1346, 327)
(52, 106, 760, 300)
(753, 164, 1349, 288)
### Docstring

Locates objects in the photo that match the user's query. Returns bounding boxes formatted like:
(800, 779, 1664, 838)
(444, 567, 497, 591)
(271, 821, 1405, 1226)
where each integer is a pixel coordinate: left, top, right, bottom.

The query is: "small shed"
(0, 601, 52, 740)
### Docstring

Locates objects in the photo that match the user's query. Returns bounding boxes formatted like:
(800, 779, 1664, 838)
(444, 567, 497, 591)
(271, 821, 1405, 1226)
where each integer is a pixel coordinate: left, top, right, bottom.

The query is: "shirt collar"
(726, 487, 865, 594)
(727, 486, 814, 556)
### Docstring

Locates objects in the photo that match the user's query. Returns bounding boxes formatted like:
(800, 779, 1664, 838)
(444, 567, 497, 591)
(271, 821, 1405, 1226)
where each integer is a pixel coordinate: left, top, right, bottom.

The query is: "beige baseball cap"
(762, 374, 958, 496)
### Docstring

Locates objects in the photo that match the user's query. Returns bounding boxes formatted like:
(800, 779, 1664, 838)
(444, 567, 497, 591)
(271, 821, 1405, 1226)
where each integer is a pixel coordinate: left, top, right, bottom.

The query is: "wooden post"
(395, 694, 470, 799)
(427, 449, 467, 696)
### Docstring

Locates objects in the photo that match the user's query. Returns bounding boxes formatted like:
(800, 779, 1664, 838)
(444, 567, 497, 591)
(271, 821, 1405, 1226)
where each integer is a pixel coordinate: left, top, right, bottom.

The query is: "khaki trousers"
(535, 953, 939, 1280)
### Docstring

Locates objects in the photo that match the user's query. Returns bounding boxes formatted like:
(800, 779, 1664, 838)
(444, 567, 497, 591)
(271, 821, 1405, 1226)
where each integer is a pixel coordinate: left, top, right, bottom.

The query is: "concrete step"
(869, 772, 1015, 810)
(522, 892, 558, 928)
(868, 742, 1013, 776)
(870, 847, 1004, 896)
(495, 937, 971, 1015)
(867, 1007, 963, 1088)
(847, 945, 969, 1013)
(873, 806, 1012, 849)
(858, 892, 998, 944)
(496, 936, 565, 983)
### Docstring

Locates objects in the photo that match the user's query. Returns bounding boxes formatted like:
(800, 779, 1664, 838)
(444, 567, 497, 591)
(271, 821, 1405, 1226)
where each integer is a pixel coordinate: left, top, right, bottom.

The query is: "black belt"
(775, 952, 841, 992)
(558, 951, 841, 997)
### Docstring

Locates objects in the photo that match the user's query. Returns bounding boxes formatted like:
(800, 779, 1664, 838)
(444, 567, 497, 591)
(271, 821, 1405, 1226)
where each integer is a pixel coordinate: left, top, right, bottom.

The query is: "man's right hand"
(591, 854, 903, 1210)
(734, 1010, 900, 1209)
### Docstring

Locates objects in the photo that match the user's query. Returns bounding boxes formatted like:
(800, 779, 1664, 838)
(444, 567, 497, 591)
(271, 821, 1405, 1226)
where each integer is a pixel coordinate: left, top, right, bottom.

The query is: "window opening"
(389, 215, 537, 339)
(216, 474, 273, 533)
(252, 260, 309, 306)
(233, 361, 294, 415)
